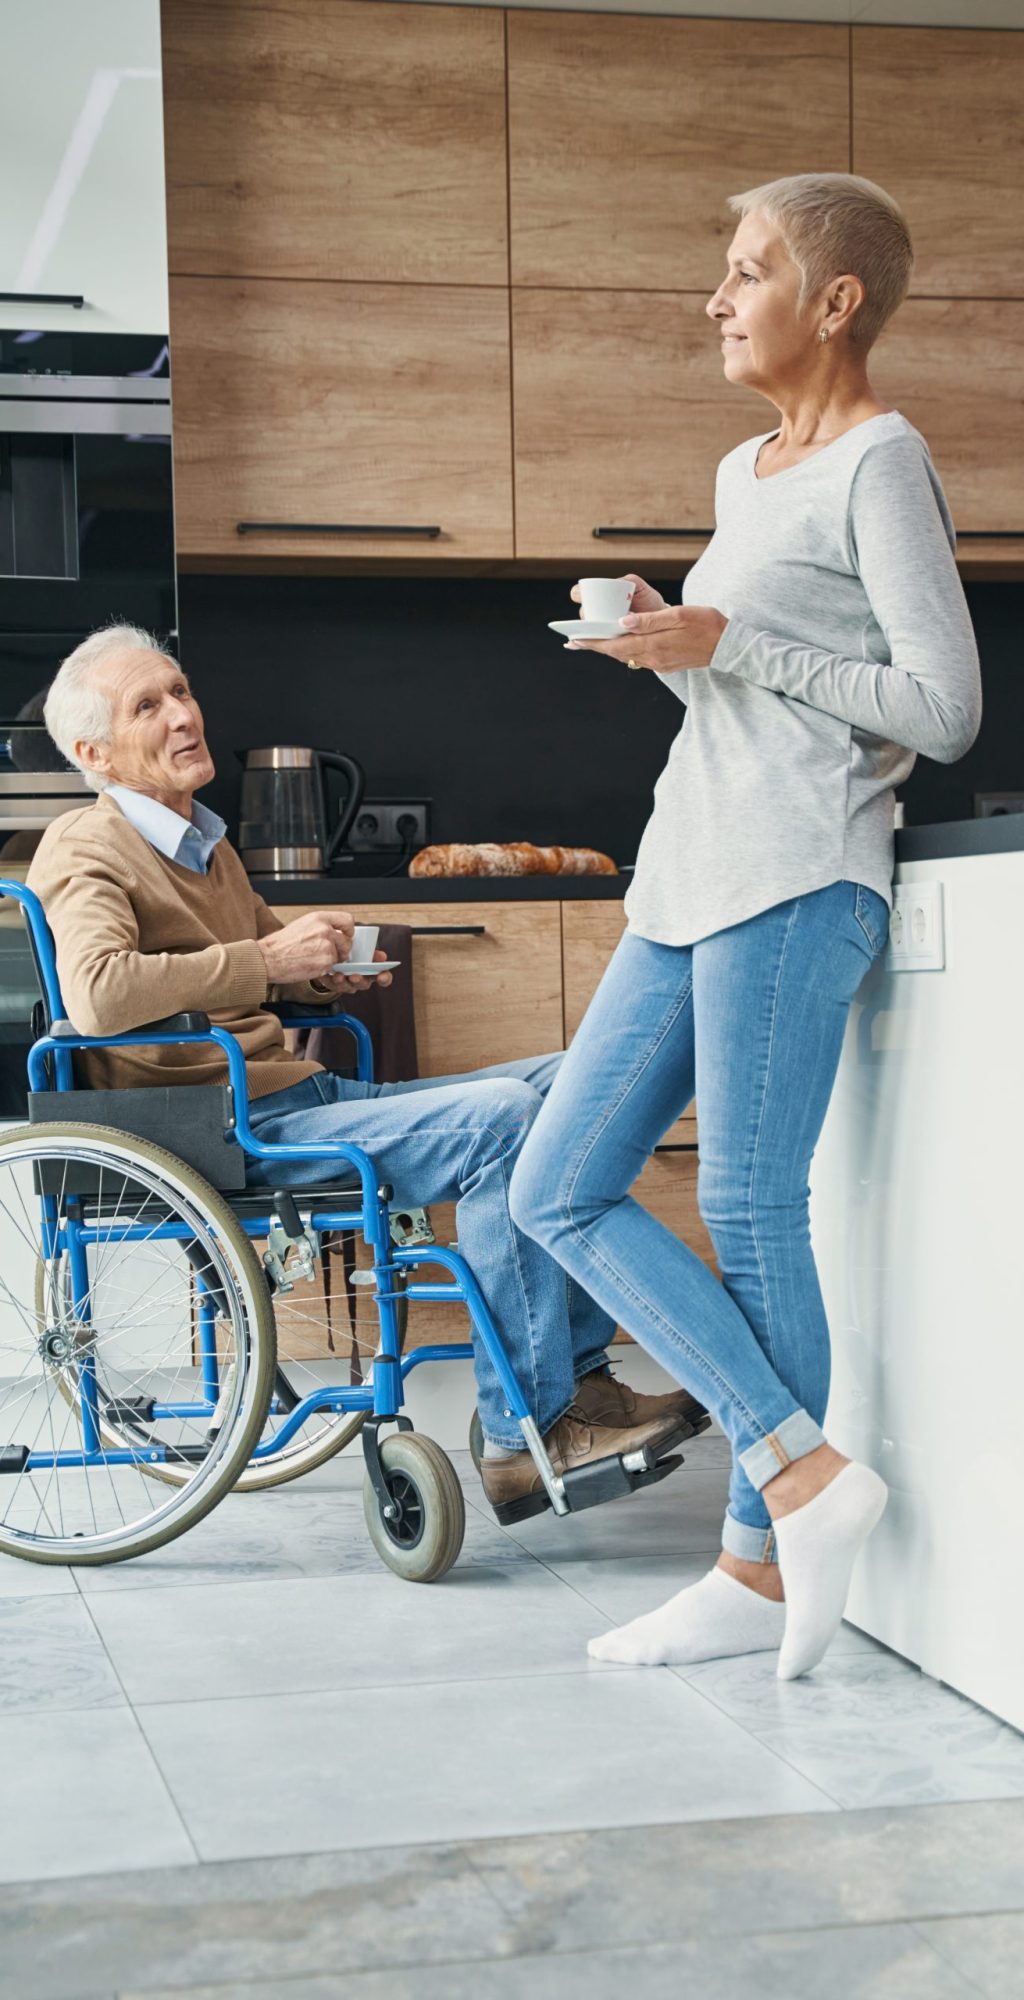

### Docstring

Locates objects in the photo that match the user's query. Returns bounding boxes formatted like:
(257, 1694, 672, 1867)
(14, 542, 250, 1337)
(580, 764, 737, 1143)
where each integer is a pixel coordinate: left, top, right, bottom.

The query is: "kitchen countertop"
(253, 815, 1024, 901)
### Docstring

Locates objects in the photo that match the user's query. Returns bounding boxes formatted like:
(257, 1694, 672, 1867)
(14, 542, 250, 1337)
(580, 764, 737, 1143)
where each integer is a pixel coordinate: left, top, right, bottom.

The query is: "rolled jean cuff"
(739, 1409, 827, 1493)
(722, 1514, 777, 1563)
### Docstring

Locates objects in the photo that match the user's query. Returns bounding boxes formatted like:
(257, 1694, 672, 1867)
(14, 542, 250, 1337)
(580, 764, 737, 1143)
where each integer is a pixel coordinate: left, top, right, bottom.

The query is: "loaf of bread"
(410, 842, 618, 879)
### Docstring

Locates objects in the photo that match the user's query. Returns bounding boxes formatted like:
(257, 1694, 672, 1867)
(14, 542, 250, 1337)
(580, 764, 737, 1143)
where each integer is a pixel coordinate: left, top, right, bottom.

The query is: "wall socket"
(975, 793, 1024, 819)
(348, 799, 431, 854)
(887, 880, 945, 972)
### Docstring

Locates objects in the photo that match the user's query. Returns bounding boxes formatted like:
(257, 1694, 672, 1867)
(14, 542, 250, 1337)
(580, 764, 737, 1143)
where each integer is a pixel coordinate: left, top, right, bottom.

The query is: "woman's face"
(706, 213, 819, 386)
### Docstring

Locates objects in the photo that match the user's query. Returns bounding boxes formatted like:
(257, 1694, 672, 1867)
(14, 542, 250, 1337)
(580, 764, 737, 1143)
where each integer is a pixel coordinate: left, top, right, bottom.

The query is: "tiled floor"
(2, 1437, 1022, 1997)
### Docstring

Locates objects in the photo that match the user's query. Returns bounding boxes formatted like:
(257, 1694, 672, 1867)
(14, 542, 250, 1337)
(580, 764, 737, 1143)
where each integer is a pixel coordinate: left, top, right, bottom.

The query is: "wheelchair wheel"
(362, 1432, 465, 1583)
(0, 1124, 275, 1565)
(468, 1407, 485, 1473)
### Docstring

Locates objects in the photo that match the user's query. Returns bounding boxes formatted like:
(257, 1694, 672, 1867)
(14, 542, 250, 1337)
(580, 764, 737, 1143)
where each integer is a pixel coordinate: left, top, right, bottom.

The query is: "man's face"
(79, 650, 216, 805)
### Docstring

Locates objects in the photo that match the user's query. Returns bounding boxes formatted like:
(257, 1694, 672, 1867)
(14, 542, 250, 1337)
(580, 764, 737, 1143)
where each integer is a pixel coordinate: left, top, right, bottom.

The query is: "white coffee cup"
(346, 923, 379, 965)
(577, 576, 636, 623)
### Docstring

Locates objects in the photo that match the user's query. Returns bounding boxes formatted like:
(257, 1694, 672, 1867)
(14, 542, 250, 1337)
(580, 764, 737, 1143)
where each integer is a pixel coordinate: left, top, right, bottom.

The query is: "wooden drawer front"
(870, 299, 1024, 534)
(562, 902, 697, 1146)
(852, 27, 1024, 300)
(269, 901, 564, 1079)
(507, 12, 848, 292)
(512, 289, 761, 561)
(163, 0, 508, 285)
(170, 278, 513, 560)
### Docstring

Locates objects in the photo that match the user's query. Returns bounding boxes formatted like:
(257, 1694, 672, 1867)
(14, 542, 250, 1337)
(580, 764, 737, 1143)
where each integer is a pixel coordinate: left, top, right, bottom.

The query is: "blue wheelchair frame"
(2, 878, 554, 1497)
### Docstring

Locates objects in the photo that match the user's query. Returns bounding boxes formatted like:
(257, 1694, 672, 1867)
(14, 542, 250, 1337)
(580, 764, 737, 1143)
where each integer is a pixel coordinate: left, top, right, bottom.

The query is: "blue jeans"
(245, 1053, 615, 1448)
(508, 880, 890, 1560)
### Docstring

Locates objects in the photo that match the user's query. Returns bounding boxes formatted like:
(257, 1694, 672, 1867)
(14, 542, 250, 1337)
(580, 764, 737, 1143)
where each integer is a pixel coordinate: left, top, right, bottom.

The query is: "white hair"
(726, 172, 914, 351)
(43, 623, 168, 791)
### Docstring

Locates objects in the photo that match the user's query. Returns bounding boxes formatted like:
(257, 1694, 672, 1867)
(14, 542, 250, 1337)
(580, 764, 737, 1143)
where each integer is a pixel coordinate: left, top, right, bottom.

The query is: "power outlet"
(348, 799, 431, 854)
(887, 880, 945, 972)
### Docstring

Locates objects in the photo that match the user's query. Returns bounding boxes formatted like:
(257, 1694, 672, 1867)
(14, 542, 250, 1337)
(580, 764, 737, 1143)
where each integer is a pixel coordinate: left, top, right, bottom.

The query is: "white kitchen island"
(810, 816, 1024, 1730)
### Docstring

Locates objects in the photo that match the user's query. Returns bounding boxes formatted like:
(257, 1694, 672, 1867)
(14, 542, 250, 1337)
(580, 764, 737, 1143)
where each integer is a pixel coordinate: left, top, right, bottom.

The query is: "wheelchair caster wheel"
(363, 1432, 466, 1583)
(468, 1407, 485, 1475)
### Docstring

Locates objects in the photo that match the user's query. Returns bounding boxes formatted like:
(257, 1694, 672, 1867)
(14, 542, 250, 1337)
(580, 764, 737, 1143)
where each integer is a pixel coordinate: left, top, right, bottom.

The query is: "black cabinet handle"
(653, 1141, 699, 1153)
(0, 291, 85, 308)
(592, 526, 713, 540)
(408, 925, 486, 936)
(236, 522, 442, 538)
(955, 531, 1024, 540)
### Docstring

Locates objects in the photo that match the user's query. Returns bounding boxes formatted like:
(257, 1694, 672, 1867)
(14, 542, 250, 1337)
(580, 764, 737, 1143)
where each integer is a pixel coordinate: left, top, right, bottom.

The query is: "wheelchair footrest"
(488, 1446, 683, 1526)
(561, 1448, 683, 1514)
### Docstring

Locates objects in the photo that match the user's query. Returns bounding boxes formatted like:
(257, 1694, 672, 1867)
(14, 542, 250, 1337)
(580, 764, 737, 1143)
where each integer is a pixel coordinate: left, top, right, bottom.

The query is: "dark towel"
(293, 921, 418, 1084)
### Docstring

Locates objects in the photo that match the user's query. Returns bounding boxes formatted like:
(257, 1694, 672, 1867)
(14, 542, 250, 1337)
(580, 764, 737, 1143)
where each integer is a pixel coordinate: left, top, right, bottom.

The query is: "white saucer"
(548, 619, 626, 640)
(329, 960, 400, 976)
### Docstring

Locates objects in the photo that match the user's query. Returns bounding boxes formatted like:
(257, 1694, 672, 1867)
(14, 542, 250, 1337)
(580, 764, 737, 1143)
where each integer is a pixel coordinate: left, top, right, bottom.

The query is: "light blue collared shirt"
(107, 785, 226, 875)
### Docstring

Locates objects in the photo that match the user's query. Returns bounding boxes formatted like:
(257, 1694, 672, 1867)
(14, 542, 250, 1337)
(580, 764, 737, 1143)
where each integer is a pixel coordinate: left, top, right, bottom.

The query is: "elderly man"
(29, 623, 703, 1514)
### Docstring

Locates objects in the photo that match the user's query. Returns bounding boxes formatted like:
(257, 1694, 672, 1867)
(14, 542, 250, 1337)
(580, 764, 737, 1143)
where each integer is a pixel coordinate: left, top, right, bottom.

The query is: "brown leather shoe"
(574, 1364, 711, 1439)
(480, 1402, 684, 1525)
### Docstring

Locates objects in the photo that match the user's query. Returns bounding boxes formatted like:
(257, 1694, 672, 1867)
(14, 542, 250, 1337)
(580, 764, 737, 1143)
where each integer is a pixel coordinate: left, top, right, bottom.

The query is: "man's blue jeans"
(245, 1053, 615, 1449)
(508, 880, 890, 1560)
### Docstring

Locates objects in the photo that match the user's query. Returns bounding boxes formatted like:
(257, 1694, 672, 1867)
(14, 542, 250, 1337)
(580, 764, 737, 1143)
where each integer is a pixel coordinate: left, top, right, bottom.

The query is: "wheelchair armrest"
(50, 1012, 213, 1039)
(266, 1000, 352, 1022)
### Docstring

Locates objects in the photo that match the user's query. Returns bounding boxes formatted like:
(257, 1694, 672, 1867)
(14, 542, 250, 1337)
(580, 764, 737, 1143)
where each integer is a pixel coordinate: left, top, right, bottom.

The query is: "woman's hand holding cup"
(570, 574, 667, 618)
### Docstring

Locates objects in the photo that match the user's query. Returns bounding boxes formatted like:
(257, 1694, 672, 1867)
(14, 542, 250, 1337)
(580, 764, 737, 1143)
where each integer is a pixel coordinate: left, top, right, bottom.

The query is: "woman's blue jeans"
(508, 879, 890, 1561)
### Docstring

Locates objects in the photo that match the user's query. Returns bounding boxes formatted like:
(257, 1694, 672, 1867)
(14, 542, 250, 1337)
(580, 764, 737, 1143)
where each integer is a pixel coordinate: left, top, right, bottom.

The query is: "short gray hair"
(726, 172, 914, 351)
(44, 623, 167, 791)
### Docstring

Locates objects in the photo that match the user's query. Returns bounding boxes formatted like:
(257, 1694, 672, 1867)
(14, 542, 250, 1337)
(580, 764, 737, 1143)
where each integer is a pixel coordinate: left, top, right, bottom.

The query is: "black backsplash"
(178, 573, 1024, 863)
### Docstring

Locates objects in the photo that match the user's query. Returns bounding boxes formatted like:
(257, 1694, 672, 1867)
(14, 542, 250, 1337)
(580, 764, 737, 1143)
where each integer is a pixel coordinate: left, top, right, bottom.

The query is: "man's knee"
(470, 1078, 543, 1168)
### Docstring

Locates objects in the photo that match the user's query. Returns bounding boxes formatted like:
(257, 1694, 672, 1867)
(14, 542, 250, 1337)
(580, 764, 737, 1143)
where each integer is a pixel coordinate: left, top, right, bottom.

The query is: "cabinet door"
(511, 288, 760, 561)
(0, 0, 168, 335)
(162, 0, 507, 286)
(268, 901, 564, 1078)
(508, 12, 849, 291)
(852, 27, 1024, 299)
(870, 300, 1024, 533)
(170, 278, 513, 559)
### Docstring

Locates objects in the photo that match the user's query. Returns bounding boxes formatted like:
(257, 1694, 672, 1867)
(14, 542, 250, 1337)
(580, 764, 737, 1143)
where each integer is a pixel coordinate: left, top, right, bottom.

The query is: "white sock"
(587, 1565, 786, 1667)
(774, 1461, 888, 1682)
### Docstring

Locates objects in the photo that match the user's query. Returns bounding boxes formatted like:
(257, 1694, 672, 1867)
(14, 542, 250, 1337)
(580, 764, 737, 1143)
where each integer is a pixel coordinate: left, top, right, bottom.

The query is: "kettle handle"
(317, 751, 365, 864)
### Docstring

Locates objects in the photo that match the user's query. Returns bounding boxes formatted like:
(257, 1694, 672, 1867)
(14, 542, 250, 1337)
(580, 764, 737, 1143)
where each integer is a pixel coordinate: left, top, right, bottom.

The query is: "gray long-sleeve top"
(624, 411, 982, 947)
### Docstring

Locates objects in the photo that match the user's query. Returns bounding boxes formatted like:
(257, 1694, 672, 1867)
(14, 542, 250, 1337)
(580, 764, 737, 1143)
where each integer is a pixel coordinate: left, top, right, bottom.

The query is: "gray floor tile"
(0, 1551, 80, 1598)
(137, 1669, 835, 1861)
(0, 1594, 125, 1714)
(0, 1707, 195, 1883)
(74, 1485, 529, 1596)
(89, 1565, 624, 1706)
(687, 1650, 1024, 1809)
(0, 1844, 509, 2000)
(915, 1912, 1024, 1996)
(541, 1552, 888, 1659)
(499, 1462, 730, 1561)
(118, 1921, 977, 1999)
(467, 1798, 1024, 1950)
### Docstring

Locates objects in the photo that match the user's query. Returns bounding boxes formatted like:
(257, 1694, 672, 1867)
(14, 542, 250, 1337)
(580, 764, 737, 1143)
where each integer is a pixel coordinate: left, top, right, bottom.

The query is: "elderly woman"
(508, 172, 982, 1681)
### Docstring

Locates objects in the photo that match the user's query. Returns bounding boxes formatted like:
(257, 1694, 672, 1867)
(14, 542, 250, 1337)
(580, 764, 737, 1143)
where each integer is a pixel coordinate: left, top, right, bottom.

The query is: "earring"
(819, 327, 830, 344)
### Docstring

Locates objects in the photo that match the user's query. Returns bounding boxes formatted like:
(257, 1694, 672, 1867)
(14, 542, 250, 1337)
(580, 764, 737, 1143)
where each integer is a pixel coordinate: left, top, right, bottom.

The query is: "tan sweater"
(27, 791, 325, 1099)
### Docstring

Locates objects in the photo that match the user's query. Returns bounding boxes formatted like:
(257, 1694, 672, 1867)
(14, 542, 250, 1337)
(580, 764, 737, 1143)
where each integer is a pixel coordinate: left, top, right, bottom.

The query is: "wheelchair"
(0, 880, 684, 1580)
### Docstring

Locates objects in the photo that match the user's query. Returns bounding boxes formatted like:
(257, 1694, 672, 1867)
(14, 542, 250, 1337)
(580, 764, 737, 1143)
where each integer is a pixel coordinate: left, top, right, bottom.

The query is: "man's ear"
(75, 739, 112, 783)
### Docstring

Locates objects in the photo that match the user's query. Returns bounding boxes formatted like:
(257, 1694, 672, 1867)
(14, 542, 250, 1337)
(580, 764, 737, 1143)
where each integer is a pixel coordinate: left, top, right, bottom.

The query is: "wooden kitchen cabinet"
(507, 12, 849, 292)
(852, 27, 1024, 301)
(869, 299, 1024, 533)
(170, 277, 514, 560)
(162, 0, 508, 285)
(268, 900, 565, 1077)
(511, 288, 760, 561)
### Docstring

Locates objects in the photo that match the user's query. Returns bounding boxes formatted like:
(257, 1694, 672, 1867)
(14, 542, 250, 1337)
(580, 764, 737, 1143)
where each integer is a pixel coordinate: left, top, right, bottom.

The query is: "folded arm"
(709, 437, 982, 763)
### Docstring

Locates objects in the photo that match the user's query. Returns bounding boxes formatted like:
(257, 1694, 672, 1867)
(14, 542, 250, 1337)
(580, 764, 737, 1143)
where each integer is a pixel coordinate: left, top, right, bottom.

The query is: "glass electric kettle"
(237, 746, 365, 879)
